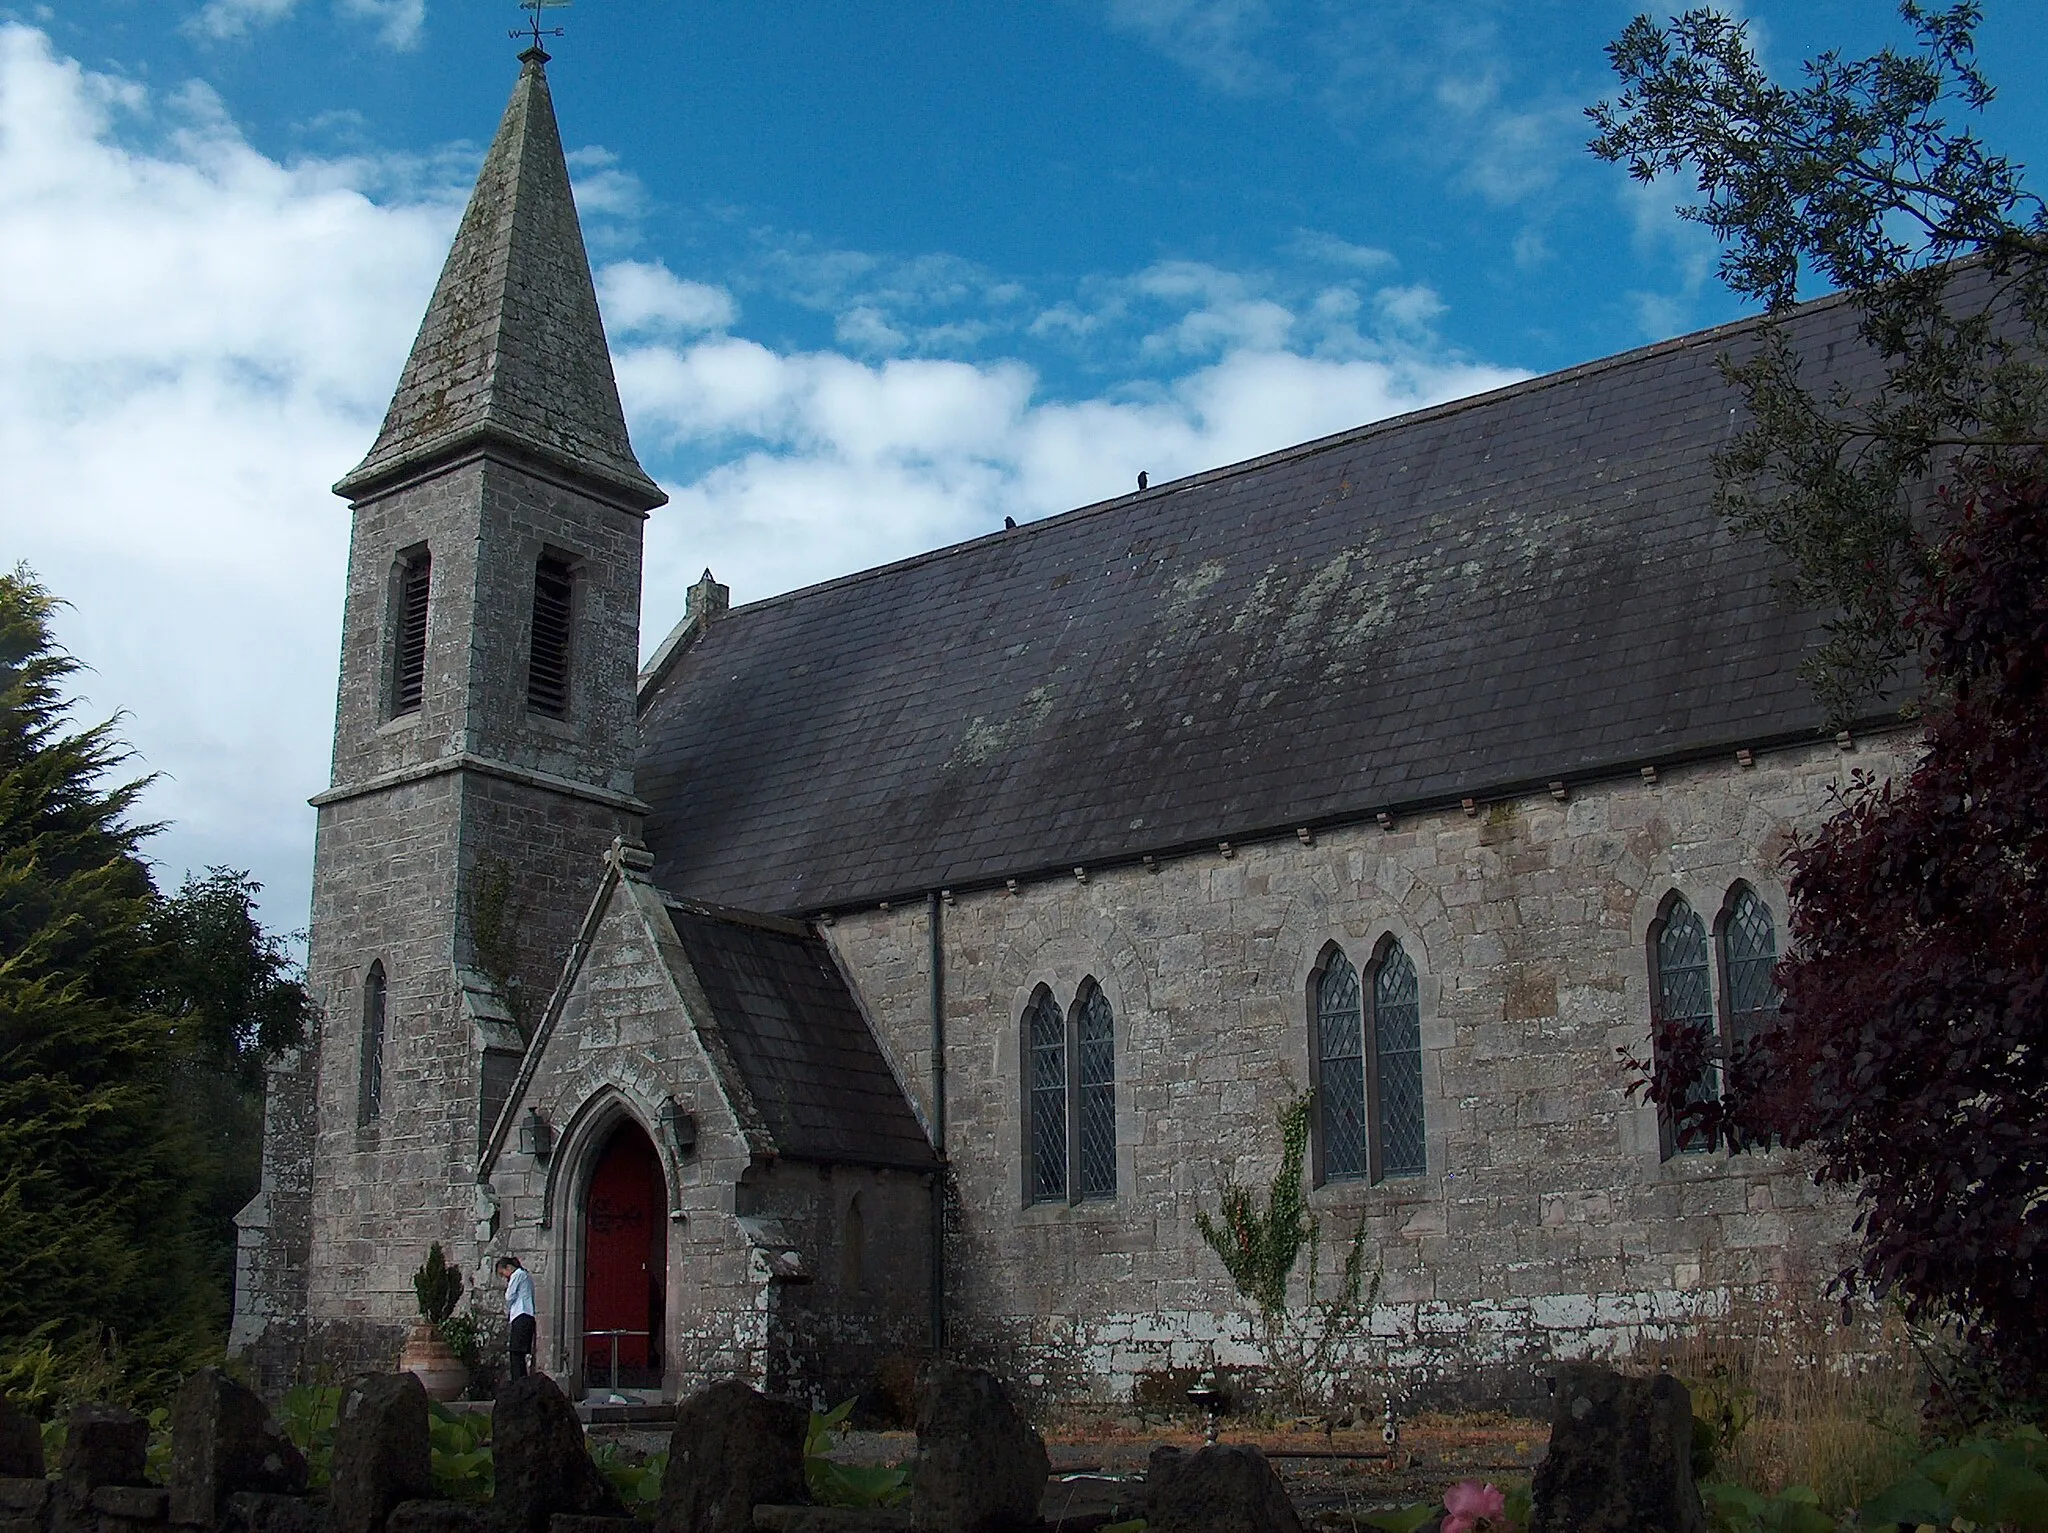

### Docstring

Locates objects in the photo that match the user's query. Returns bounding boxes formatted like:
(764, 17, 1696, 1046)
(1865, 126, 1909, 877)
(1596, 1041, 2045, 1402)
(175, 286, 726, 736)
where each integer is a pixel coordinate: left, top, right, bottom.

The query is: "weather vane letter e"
(514, 0, 569, 54)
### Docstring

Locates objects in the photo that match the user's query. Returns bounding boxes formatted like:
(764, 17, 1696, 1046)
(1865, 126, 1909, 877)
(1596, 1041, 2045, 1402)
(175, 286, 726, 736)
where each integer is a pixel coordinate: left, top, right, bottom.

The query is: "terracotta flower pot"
(399, 1321, 470, 1402)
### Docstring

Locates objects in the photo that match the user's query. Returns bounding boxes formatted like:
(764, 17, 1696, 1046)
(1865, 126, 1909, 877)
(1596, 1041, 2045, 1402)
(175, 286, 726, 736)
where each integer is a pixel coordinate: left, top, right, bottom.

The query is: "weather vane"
(512, 0, 569, 54)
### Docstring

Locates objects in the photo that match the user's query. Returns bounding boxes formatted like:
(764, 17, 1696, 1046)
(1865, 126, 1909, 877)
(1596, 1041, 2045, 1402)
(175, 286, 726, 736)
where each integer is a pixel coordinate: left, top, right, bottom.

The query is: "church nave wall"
(825, 728, 1916, 1407)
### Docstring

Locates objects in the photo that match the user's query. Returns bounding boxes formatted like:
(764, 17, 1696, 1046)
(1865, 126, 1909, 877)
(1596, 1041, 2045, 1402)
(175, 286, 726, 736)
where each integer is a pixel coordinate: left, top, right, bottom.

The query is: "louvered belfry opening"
(391, 550, 430, 716)
(527, 554, 575, 716)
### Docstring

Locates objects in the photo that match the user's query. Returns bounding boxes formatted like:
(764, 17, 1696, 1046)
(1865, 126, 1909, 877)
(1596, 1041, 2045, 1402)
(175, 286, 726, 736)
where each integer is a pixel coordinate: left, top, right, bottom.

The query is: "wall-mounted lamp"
(518, 1108, 553, 1163)
(661, 1096, 698, 1157)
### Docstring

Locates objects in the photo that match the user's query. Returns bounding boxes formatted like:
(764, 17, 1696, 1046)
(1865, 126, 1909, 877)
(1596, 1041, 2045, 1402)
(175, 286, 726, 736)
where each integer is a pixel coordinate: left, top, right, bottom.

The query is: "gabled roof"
(335, 50, 663, 509)
(663, 898, 937, 1172)
(636, 292, 1893, 916)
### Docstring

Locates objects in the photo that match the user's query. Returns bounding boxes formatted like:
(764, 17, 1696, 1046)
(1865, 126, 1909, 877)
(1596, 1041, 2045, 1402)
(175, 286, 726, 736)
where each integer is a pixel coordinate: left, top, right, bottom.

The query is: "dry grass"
(1642, 1284, 1925, 1514)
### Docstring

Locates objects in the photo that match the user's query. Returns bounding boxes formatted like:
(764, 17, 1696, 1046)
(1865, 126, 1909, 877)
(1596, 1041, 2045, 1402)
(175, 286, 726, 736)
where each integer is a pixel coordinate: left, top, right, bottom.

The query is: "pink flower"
(1442, 1480, 1509, 1533)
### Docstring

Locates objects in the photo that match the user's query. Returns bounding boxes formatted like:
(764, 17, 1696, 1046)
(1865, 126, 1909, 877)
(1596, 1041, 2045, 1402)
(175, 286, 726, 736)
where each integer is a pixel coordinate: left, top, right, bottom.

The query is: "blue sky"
(7, 0, 2048, 937)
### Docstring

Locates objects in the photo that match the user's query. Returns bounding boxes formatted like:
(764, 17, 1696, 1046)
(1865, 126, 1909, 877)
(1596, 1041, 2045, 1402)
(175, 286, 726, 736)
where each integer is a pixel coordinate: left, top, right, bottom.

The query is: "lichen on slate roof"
(637, 291, 1902, 916)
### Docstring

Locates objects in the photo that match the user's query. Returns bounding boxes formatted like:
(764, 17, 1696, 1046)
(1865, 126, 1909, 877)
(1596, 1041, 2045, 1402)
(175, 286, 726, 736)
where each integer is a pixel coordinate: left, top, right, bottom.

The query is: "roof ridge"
(647, 286, 1850, 643)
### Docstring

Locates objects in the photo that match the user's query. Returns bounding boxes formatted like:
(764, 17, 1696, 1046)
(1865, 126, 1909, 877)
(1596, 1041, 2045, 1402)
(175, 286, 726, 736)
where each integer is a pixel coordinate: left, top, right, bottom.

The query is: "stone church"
(230, 48, 1910, 1408)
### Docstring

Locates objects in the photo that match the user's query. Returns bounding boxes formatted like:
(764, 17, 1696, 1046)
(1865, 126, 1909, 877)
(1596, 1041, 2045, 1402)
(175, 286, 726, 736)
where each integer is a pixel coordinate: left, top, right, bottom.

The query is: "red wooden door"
(581, 1122, 665, 1386)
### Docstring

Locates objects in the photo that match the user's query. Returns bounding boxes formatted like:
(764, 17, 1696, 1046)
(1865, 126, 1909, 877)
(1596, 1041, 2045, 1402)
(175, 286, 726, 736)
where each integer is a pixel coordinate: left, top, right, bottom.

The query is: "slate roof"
(335, 51, 663, 509)
(638, 291, 1892, 916)
(665, 898, 937, 1171)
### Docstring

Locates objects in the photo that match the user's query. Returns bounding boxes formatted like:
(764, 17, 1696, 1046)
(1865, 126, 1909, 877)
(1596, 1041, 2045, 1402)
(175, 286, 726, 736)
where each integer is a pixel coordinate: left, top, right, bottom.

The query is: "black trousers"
(508, 1313, 535, 1381)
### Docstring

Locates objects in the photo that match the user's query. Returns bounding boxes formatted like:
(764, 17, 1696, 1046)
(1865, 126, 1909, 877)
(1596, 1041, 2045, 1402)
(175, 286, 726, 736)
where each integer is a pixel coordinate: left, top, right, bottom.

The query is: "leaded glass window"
(1372, 942, 1425, 1179)
(1075, 983, 1117, 1200)
(1026, 989, 1066, 1203)
(360, 961, 387, 1127)
(1316, 950, 1367, 1181)
(1654, 898, 1716, 1155)
(1720, 886, 1779, 1051)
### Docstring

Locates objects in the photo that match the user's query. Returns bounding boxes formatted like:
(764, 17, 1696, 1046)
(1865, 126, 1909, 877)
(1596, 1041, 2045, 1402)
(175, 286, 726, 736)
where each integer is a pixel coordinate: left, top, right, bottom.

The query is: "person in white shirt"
(497, 1255, 536, 1381)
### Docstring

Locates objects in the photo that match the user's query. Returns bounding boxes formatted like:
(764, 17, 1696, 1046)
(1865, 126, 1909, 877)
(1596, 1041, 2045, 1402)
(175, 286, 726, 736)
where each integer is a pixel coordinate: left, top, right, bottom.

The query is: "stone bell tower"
(232, 44, 666, 1380)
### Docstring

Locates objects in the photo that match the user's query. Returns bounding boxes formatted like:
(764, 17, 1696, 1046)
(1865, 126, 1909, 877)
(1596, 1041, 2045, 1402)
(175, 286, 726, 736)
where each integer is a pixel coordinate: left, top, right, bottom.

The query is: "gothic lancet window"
(1718, 883, 1781, 1149)
(360, 961, 388, 1126)
(1314, 940, 1426, 1183)
(526, 554, 574, 717)
(1719, 884, 1781, 1054)
(1074, 981, 1117, 1200)
(1315, 948, 1367, 1180)
(1026, 988, 1066, 1203)
(1651, 895, 1718, 1156)
(391, 549, 430, 716)
(1023, 981, 1118, 1204)
(1372, 942, 1426, 1179)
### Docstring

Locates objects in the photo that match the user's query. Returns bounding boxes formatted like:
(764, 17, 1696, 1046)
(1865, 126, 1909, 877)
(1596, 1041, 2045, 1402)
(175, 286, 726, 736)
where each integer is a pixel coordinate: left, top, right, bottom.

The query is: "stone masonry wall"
(256, 444, 647, 1382)
(486, 871, 782, 1399)
(748, 1160, 932, 1406)
(825, 730, 1915, 1409)
(485, 870, 936, 1405)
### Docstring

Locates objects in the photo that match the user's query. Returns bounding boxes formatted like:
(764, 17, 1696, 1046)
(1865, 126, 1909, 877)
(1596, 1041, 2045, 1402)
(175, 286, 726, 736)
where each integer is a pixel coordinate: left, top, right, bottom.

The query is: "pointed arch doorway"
(580, 1119, 666, 1392)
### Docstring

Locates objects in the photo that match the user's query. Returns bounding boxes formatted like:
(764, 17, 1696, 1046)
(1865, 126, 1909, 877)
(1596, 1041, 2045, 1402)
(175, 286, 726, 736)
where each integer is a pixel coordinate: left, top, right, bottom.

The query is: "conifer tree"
(0, 567, 303, 1406)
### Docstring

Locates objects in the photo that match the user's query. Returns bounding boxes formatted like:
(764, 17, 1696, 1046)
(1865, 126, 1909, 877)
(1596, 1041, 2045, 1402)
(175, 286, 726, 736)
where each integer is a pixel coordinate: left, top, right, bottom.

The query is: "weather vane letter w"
(514, 0, 569, 53)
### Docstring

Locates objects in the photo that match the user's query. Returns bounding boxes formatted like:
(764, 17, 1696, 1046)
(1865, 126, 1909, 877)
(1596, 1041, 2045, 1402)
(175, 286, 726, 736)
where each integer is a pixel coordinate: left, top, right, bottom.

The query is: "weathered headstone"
(221, 1491, 335, 1533)
(1529, 1364, 1709, 1533)
(0, 1394, 43, 1480)
(1146, 1443, 1304, 1533)
(910, 1364, 1047, 1533)
(387, 1500, 492, 1533)
(61, 1404, 149, 1490)
(329, 1375, 431, 1533)
(168, 1368, 308, 1524)
(655, 1380, 807, 1533)
(91, 1485, 170, 1523)
(490, 1376, 623, 1533)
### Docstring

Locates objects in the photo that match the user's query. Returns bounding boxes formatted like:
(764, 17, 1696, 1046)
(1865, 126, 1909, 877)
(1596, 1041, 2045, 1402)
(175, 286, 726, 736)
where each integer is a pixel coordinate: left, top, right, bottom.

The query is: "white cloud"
(0, 24, 455, 931)
(1100, 0, 1286, 94)
(620, 334, 1524, 610)
(337, 0, 423, 49)
(190, 0, 296, 41)
(597, 260, 736, 336)
(187, 0, 423, 47)
(834, 305, 908, 355)
(0, 22, 1527, 941)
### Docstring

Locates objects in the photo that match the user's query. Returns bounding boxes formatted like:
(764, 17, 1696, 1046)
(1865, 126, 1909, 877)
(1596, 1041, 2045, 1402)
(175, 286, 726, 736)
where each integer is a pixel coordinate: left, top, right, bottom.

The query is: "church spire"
(336, 50, 664, 509)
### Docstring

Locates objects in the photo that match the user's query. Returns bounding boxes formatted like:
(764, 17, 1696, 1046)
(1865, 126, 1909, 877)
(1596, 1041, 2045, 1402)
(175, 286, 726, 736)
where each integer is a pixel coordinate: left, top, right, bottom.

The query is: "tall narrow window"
(1074, 982, 1117, 1200)
(527, 554, 574, 717)
(1651, 896, 1716, 1156)
(1719, 885, 1780, 1053)
(1718, 884, 1780, 1147)
(1370, 941, 1426, 1179)
(1025, 988, 1067, 1203)
(1315, 948, 1367, 1181)
(360, 961, 388, 1126)
(391, 550, 430, 716)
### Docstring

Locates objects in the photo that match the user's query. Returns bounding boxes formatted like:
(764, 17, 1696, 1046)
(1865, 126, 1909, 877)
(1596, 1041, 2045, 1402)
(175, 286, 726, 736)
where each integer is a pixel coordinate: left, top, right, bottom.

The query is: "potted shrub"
(398, 1244, 471, 1401)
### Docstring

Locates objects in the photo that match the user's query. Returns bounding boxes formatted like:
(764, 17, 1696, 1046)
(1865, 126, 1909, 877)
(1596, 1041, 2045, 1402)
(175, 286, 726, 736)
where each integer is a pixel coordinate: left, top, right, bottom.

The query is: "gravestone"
(656, 1381, 806, 1533)
(910, 1365, 1046, 1533)
(168, 1368, 308, 1525)
(1146, 1443, 1304, 1533)
(329, 1376, 431, 1533)
(491, 1376, 623, 1533)
(1529, 1364, 1709, 1533)
(61, 1404, 148, 1490)
(0, 1394, 42, 1480)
